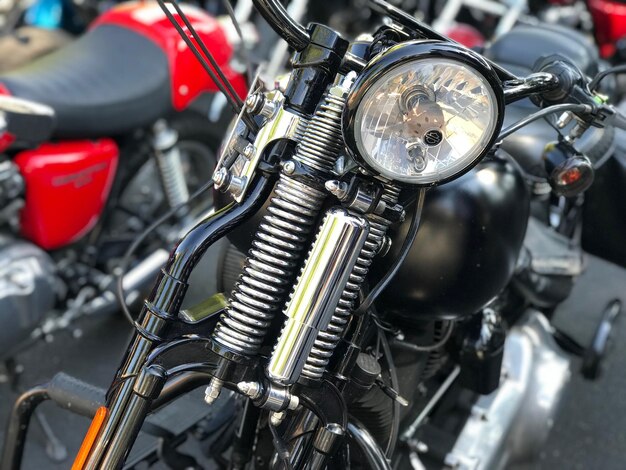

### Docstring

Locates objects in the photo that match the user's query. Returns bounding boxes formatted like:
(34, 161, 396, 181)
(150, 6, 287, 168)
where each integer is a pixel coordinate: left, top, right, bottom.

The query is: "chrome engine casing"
(444, 311, 570, 470)
(0, 236, 56, 356)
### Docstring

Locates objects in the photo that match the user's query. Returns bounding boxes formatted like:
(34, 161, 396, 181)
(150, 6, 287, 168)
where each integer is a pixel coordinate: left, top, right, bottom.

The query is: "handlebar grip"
(47, 372, 106, 418)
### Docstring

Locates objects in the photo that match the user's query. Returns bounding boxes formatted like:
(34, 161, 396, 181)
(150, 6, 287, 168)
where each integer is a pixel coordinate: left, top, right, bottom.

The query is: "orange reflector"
(72, 406, 107, 470)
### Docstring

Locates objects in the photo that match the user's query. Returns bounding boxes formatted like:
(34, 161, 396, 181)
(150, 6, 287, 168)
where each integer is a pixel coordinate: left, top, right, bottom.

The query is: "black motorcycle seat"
(0, 24, 172, 139)
(485, 23, 600, 77)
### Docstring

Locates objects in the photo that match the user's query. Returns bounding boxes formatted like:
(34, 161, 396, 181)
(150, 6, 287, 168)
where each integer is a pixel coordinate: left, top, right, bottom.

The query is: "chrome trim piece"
(235, 89, 304, 202)
(267, 207, 369, 385)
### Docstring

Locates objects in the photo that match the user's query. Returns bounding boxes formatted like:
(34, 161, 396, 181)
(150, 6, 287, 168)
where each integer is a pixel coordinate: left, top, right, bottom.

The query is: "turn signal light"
(543, 141, 594, 197)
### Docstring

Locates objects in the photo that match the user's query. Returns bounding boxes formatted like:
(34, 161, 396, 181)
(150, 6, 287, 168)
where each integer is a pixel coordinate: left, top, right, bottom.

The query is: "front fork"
(75, 19, 355, 467)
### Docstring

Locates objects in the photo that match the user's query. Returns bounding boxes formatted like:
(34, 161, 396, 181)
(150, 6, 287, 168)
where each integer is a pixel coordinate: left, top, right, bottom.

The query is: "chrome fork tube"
(267, 207, 369, 385)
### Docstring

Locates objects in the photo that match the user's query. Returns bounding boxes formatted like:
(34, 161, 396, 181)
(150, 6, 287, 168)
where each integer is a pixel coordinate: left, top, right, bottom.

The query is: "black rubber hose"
(356, 188, 426, 316)
(379, 329, 400, 459)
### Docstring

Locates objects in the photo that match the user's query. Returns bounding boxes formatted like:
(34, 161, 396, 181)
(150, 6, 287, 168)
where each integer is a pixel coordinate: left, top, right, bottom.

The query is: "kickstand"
(581, 299, 622, 380)
(3, 358, 68, 463)
(552, 299, 622, 380)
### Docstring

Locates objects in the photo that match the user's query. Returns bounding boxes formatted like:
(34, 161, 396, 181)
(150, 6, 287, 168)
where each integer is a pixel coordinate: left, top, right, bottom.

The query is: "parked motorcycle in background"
(0, 0, 249, 365)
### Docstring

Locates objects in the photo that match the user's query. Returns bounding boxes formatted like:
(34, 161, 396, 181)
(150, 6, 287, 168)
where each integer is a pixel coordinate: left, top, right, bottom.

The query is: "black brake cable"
(156, 0, 237, 112)
(589, 64, 626, 92)
(498, 103, 592, 140)
(156, 0, 257, 130)
(116, 178, 214, 326)
(355, 188, 426, 316)
(220, 0, 254, 84)
(168, 0, 243, 106)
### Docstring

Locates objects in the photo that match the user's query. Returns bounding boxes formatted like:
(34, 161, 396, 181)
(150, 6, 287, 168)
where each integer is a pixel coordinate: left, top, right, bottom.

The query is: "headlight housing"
(344, 41, 504, 186)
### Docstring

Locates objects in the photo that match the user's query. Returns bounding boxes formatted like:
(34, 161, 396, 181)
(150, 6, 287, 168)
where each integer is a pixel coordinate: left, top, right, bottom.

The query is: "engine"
(0, 236, 57, 356)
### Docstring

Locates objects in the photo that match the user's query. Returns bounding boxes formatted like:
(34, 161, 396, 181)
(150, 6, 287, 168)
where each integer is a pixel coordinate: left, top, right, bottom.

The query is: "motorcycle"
(4, 0, 626, 468)
(0, 1, 248, 361)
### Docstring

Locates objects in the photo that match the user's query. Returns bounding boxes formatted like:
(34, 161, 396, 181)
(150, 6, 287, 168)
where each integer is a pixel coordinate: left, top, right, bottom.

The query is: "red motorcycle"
(0, 1, 247, 360)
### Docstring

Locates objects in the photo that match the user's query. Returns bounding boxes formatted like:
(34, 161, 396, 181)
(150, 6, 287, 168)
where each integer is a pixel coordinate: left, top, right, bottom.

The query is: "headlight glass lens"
(354, 58, 498, 184)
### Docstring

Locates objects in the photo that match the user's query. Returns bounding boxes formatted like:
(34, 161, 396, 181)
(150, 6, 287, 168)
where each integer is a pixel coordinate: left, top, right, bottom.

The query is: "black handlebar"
(252, 0, 310, 51)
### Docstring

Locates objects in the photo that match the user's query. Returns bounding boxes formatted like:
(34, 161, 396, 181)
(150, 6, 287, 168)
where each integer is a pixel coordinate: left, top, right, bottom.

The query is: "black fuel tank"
(375, 151, 530, 320)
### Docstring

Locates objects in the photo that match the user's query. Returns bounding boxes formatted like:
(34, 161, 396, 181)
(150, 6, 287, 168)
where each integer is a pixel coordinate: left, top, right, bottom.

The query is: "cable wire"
(589, 64, 626, 91)
(498, 103, 592, 140)
(115, 178, 214, 326)
(378, 328, 400, 459)
(390, 321, 455, 353)
(168, 0, 243, 106)
(220, 0, 254, 84)
(269, 417, 294, 470)
(355, 188, 427, 316)
(155, 0, 257, 130)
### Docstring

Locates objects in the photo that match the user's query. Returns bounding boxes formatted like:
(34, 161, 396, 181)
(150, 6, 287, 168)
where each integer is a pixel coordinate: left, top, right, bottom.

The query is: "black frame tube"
(82, 176, 273, 469)
(252, 0, 310, 51)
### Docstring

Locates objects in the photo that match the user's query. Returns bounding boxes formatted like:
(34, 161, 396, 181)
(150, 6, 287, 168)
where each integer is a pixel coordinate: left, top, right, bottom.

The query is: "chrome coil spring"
(212, 176, 327, 356)
(301, 185, 401, 380)
(153, 121, 190, 208)
(213, 76, 354, 357)
(155, 147, 190, 208)
(292, 90, 346, 173)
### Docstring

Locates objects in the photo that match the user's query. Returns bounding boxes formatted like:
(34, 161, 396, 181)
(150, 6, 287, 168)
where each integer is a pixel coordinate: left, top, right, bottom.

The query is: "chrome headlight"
(344, 41, 504, 185)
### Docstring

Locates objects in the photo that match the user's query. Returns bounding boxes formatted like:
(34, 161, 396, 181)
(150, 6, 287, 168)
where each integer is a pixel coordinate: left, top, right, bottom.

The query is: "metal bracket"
(213, 80, 307, 203)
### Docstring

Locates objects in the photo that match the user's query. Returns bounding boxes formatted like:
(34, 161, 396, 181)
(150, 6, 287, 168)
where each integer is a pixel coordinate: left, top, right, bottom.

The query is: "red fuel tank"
(15, 139, 119, 250)
(93, 1, 248, 110)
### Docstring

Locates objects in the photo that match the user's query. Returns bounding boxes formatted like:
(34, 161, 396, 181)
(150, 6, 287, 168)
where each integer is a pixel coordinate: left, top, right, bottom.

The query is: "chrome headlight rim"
(343, 40, 506, 187)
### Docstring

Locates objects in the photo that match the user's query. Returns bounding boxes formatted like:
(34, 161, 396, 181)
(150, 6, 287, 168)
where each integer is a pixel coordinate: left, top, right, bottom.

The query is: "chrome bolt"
(204, 377, 224, 405)
(270, 411, 287, 427)
(245, 93, 262, 112)
(243, 144, 255, 159)
(324, 180, 349, 200)
(260, 99, 277, 119)
(228, 175, 247, 197)
(213, 167, 229, 189)
(556, 111, 573, 129)
(237, 381, 262, 400)
(283, 161, 296, 175)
